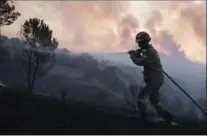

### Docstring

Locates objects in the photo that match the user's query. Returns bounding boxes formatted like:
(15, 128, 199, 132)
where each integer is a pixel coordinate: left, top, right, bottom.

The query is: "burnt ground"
(0, 89, 206, 135)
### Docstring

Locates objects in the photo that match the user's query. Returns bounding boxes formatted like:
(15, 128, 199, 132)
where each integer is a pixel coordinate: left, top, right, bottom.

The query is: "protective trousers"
(137, 73, 172, 121)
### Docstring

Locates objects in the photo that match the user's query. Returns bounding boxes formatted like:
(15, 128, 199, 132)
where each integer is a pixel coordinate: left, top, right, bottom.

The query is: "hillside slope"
(0, 89, 206, 135)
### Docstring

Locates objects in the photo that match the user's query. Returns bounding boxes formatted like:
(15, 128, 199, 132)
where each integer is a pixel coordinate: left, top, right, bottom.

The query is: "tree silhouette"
(0, 44, 9, 65)
(0, 0, 21, 27)
(206, 79, 207, 119)
(20, 18, 58, 93)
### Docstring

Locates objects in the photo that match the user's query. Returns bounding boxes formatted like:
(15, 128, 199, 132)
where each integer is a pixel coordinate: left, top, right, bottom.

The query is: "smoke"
(142, 10, 181, 55)
(0, 35, 206, 120)
(1, 1, 206, 63)
(144, 1, 206, 63)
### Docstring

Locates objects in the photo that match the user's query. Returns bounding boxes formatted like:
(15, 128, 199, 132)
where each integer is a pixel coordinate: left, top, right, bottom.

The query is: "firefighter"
(128, 31, 172, 123)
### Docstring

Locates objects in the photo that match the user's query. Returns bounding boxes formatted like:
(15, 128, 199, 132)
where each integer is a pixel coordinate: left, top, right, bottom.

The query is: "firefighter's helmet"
(136, 31, 151, 43)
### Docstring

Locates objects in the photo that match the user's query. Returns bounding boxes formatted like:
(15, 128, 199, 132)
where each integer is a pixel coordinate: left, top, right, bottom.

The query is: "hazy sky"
(1, 1, 206, 64)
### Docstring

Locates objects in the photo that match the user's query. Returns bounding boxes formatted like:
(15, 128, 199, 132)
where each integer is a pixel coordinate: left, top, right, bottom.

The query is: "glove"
(136, 49, 142, 54)
(128, 49, 142, 57)
(136, 49, 142, 57)
(128, 50, 137, 56)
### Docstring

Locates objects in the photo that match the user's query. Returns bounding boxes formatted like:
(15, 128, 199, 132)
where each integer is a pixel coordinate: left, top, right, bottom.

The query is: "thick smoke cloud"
(147, 1, 206, 63)
(1, 1, 206, 63)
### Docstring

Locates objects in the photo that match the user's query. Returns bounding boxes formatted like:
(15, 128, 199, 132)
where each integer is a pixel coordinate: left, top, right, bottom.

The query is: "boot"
(159, 110, 172, 125)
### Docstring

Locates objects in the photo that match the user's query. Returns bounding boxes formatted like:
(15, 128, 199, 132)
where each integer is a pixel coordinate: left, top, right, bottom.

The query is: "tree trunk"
(27, 51, 32, 93)
(30, 54, 39, 92)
